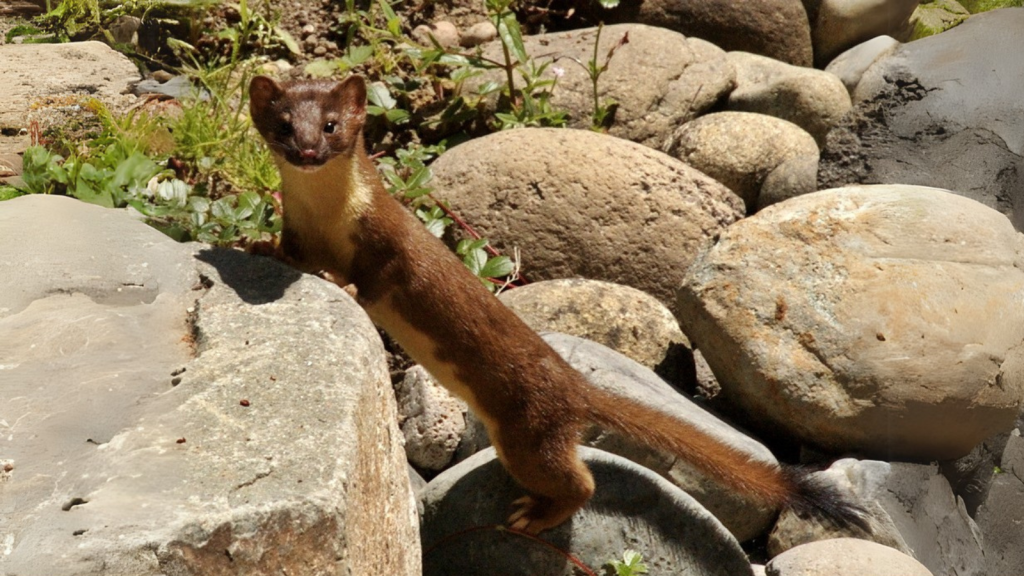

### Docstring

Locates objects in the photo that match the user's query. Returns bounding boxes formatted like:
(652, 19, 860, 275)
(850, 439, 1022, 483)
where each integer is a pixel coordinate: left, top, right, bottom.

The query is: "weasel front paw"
(506, 495, 576, 535)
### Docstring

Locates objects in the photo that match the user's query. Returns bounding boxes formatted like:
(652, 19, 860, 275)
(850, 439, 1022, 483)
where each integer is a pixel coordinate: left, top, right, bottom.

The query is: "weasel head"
(249, 75, 367, 172)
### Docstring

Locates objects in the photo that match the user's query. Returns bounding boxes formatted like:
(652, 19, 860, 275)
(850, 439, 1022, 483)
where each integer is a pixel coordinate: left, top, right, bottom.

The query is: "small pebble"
(460, 21, 498, 47)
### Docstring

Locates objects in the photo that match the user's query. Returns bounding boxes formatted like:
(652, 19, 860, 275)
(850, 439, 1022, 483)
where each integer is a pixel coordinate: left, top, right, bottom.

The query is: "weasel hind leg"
(496, 433, 595, 535)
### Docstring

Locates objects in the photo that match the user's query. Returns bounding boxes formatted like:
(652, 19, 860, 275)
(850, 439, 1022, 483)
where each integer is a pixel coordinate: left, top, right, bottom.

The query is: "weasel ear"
(249, 75, 283, 116)
(332, 75, 367, 118)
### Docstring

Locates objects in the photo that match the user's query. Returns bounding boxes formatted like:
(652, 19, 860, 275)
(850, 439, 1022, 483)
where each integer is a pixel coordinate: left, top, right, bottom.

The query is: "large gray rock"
(0, 196, 419, 575)
(431, 128, 745, 318)
(420, 447, 753, 576)
(465, 24, 734, 148)
(0, 40, 140, 178)
(974, 432, 1024, 576)
(678, 185, 1024, 460)
(575, 0, 814, 67)
(786, 460, 984, 576)
(819, 8, 1024, 231)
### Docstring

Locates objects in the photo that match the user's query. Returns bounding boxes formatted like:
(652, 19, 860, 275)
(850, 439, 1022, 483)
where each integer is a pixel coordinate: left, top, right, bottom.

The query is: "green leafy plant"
(33, 0, 102, 42)
(607, 550, 649, 576)
(14, 25, 281, 248)
(377, 141, 518, 291)
(482, 0, 568, 129)
(567, 23, 628, 131)
(217, 0, 300, 63)
(0, 186, 24, 201)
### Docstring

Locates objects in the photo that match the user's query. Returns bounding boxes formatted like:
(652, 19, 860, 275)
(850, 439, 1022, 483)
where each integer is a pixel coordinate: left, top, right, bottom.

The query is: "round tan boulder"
(666, 111, 819, 212)
(726, 51, 851, 147)
(498, 278, 690, 378)
(431, 128, 745, 317)
(768, 538, 933, 576)
(811, 0, 919, 66)
(677, 185, 1024, 460)
(573, 0, 814, 67)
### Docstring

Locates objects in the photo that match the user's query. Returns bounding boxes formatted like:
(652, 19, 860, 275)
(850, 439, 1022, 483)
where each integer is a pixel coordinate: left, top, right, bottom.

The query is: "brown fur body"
(248, 75, 866, 534)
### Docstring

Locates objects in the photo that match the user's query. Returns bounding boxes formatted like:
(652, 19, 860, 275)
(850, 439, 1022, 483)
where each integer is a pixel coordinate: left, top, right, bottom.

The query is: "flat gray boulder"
(678, 185, 1024, 460)
(974, 432, 1024, 576)
(0, 196, 418, 575)
(819, 8, 1024, 231)
(0, 41, 139, 132)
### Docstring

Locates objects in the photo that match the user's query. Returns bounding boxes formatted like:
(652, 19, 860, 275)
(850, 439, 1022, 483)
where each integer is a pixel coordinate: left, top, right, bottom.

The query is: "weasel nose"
(300, 149, 318, 160)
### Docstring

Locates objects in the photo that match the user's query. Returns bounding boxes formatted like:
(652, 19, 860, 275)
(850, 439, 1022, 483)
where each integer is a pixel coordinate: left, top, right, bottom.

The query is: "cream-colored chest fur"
(275, 153, 373, 278)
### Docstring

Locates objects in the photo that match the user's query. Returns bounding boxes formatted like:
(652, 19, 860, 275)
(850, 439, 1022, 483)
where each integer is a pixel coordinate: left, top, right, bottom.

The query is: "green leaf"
(497, 12, 528, 64)
(384, 108, 411, 125)
(304, 59, 340, 78)
(476, 80, 503, 95)
(77, 162, 105, 183)
(21, 146, 64, 194)
(479, 255, 513, 278)
(188, 196, 211, 214)
(110, 152, 159, 191)
(73, 176, 113, 208)
(274, 26, 301, 54)
(237, 190, 263, 212)
(0, 186, 24, 201)
(345, 44, 374, 66)
(366, 82, 397, 109)
(422, 216, 447, 237)
(211, 197, 235, 221)
(405, 166, 432, 190)
(609, 549, 648, 576)
(462, 247, 487, 276)
(4, 24, 44, 43)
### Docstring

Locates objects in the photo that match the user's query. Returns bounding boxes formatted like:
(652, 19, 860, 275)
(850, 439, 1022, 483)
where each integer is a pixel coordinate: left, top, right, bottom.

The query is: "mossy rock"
(910, 0, 971, 40)
(959, 0, 1023, 13)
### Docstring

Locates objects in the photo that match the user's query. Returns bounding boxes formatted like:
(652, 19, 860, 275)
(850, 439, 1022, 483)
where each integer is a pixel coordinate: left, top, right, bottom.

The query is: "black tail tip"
(784, 466, 873, 534)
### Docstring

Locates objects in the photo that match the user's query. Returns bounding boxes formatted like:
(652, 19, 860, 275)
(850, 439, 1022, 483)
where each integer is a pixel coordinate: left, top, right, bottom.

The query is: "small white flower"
(552, 66, 565, 78)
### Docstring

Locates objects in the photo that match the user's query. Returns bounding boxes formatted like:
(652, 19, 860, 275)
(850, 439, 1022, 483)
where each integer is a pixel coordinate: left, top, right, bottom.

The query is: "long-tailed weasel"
(248, 74, 867, 535)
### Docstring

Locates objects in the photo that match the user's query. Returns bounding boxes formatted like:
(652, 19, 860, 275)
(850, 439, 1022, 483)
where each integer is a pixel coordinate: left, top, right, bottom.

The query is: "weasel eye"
(324, 121, 337, 134)
(278, 122, 294, 137)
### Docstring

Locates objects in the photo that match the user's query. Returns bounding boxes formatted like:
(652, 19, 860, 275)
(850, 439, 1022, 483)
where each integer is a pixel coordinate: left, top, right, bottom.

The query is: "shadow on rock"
(194, 247, 303, 305)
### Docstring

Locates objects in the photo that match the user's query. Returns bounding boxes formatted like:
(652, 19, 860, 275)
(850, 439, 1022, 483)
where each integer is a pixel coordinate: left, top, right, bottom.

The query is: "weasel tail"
(584, 388, 869, 531)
